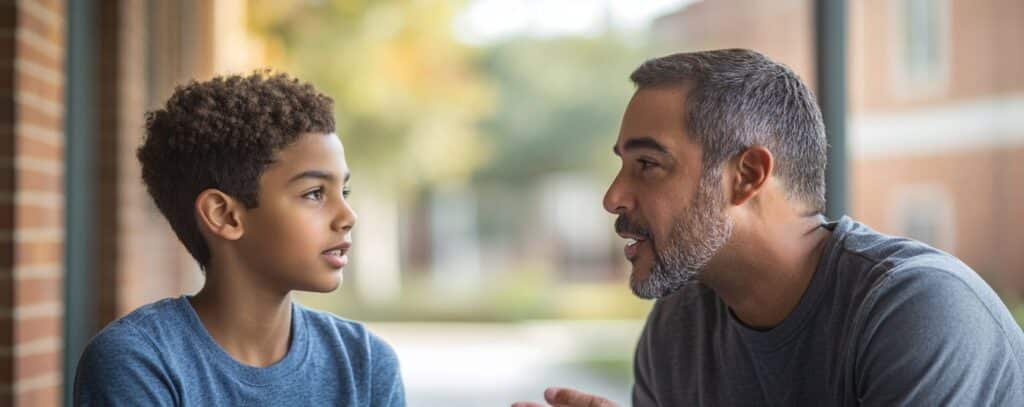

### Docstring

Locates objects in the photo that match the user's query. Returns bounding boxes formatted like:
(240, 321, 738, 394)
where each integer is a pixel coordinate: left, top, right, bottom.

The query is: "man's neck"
(190, 257, 293, 368)
(702, 214, 831, 330)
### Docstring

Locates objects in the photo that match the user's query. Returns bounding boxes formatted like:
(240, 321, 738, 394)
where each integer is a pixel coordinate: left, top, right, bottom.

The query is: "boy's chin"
(296, 273, 344, 293)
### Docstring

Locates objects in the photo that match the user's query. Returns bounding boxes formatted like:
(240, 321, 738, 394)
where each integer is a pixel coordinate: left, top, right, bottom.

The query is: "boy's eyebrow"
(613, 136, 669, 156)
(287, 170, 351, 184)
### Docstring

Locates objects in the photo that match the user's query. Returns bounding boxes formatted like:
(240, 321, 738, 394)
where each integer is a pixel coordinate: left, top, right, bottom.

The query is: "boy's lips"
(321, 241, 351, 269)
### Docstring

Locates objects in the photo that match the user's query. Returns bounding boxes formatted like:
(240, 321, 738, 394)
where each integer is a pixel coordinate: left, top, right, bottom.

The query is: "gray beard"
(630, 173, 734, 299)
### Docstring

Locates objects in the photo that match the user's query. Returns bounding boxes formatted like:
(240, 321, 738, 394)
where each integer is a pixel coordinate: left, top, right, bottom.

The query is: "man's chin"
(629, 270, 660, 300)
(629, 265, 697, 300)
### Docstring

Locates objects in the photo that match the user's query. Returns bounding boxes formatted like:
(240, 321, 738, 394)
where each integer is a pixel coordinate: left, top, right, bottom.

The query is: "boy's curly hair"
(138, 71, 335, 270)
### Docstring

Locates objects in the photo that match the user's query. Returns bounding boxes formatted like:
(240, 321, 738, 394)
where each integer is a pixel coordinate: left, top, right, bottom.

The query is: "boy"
(74, 72, 405, 406)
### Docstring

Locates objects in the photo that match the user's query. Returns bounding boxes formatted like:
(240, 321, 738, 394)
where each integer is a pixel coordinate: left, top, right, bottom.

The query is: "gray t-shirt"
(74, 296, 405, 406)
(633, 216, 1024, 406)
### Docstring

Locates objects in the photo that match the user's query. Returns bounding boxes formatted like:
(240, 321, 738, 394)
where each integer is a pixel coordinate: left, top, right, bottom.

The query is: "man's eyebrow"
(287, 170, 351, 184)
(613, 136, 669, 156)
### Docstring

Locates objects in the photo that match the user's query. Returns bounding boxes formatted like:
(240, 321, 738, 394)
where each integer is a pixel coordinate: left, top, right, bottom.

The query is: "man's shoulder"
(832, 218, 969, 276)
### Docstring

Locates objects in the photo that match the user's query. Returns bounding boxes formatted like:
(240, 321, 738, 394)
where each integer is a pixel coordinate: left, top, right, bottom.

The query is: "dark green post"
(816, 0, 849, 219)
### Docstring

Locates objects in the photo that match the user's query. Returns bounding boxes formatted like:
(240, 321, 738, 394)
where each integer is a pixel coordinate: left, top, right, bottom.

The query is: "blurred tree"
(471, 34, 646, 243)
(474, 34, 645, 185)
(249, 0, 493, 187)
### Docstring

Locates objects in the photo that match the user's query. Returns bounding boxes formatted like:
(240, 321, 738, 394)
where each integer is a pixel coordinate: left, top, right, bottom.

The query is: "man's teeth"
(626, 238, 639, 246)
(324, 249, 342, 256)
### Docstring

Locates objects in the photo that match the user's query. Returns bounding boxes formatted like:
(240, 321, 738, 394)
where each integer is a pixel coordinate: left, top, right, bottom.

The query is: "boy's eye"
(303, 188, 325, 201)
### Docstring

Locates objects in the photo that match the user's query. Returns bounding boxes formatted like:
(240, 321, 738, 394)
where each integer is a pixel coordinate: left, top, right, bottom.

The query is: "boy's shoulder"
(295, 303, 400, 365)
(87, 296, 190, 350)
(296, 303, 388, 345)
(75, 297, 189, 393)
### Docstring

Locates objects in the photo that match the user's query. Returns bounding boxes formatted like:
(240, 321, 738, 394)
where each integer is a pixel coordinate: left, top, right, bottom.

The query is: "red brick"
(13, 133, 62, 161)
(12, 315, 57, 344)
(15, 66, 62, 102)
(15, 35, 62, 71)
(30, 0, 64, 17)
(18, 5, 63, 39)
(14, 167, 61, 192)
(1, 240, 62, 266)
(13, 276, 61, 307)
(11, 205, 61, 230)
(14, 102, 59, 130)
(14, 351, 58, 379)
(16, 385, 60, 407)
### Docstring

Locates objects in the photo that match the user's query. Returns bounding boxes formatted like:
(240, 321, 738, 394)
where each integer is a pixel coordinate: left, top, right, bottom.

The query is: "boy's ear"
(195, 189, 245, 241)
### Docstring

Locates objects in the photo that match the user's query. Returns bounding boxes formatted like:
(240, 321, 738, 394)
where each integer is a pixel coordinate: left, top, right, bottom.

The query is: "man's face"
(237, 132, 357, 293)
(604, 86, 733, 299)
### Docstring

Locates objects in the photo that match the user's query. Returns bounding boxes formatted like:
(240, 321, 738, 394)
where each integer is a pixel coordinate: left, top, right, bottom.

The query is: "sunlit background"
(2, 0, 1018, 405)
(247, 1, 1023, 405)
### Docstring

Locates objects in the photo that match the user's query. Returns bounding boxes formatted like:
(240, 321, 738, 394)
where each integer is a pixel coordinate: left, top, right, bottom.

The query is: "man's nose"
(603, 173, 631, 215)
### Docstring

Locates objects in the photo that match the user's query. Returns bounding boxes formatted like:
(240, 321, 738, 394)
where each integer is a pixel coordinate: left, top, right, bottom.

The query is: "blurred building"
(653, 0, 1024, 299)
(1, 1, 254, 405)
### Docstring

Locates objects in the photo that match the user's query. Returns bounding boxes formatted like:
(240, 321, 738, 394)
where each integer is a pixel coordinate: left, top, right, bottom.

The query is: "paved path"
(367, 320, 643, 406)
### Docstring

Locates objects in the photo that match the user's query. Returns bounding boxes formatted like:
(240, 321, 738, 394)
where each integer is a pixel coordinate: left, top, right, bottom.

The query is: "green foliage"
(249, 0, 493, 186)
(473, 34, 647, 184)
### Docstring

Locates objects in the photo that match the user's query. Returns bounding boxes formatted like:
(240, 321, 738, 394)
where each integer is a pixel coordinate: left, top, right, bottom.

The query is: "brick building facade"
(1, 1, 250, 405)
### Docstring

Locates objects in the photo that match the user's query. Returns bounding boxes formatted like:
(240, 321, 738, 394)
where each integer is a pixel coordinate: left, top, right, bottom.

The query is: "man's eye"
(342, 187, 352, 198)
(303, 188, 325, 201)
(639, 159, 657, 170)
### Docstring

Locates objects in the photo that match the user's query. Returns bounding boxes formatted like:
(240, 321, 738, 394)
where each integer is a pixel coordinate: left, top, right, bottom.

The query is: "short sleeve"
(368, 334, 406, 407)
(855, 267, 1024, 406)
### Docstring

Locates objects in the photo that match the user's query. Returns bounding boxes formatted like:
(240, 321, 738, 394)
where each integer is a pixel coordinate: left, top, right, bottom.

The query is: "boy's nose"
(332, 200, 357, 231)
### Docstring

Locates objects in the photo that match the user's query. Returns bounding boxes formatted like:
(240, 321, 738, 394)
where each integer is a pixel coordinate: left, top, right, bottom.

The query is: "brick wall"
(0, 0, 66, 405)
(2, 1, 217, 405)
(94, 0, 207, 327)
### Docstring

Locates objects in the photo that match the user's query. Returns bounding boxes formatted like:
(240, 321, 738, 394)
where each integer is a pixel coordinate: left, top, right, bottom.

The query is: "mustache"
(615, 216, 651, 239)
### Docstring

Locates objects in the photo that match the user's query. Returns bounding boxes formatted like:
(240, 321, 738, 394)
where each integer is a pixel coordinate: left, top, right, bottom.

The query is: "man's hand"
(511, 387, 620, 407)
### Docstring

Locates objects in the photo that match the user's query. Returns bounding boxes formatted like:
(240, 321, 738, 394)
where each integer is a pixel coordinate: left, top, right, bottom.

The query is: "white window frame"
(889, 0, 951, 99)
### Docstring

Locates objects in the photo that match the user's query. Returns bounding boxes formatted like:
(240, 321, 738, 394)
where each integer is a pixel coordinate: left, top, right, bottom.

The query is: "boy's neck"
(189, 261, 294, 368)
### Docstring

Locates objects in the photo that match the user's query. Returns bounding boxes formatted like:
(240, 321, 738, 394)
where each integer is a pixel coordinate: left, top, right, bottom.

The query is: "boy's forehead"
(267, 133, 349, 177)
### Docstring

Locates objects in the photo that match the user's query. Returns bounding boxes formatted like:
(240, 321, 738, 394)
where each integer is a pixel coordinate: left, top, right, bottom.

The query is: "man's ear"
(195, 189, 245, 241)
(729, 146, 773, 206)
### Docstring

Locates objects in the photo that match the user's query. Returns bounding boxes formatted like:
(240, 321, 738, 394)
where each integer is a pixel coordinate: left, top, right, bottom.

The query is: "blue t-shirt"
(74, 296, 405, 406)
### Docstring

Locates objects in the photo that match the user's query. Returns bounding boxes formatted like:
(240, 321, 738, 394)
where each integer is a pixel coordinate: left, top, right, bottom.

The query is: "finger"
(544, 387, 619, 407)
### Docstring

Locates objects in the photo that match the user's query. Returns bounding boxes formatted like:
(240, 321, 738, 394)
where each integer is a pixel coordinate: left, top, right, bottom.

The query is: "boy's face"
(237, 132, 356, 293)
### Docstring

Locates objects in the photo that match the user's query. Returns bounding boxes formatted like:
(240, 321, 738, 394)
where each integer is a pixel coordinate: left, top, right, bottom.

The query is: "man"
(513, 49, 1024, 406)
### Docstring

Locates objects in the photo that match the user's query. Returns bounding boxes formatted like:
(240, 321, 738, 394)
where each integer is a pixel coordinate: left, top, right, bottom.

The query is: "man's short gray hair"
(630, 49, 827, 213)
